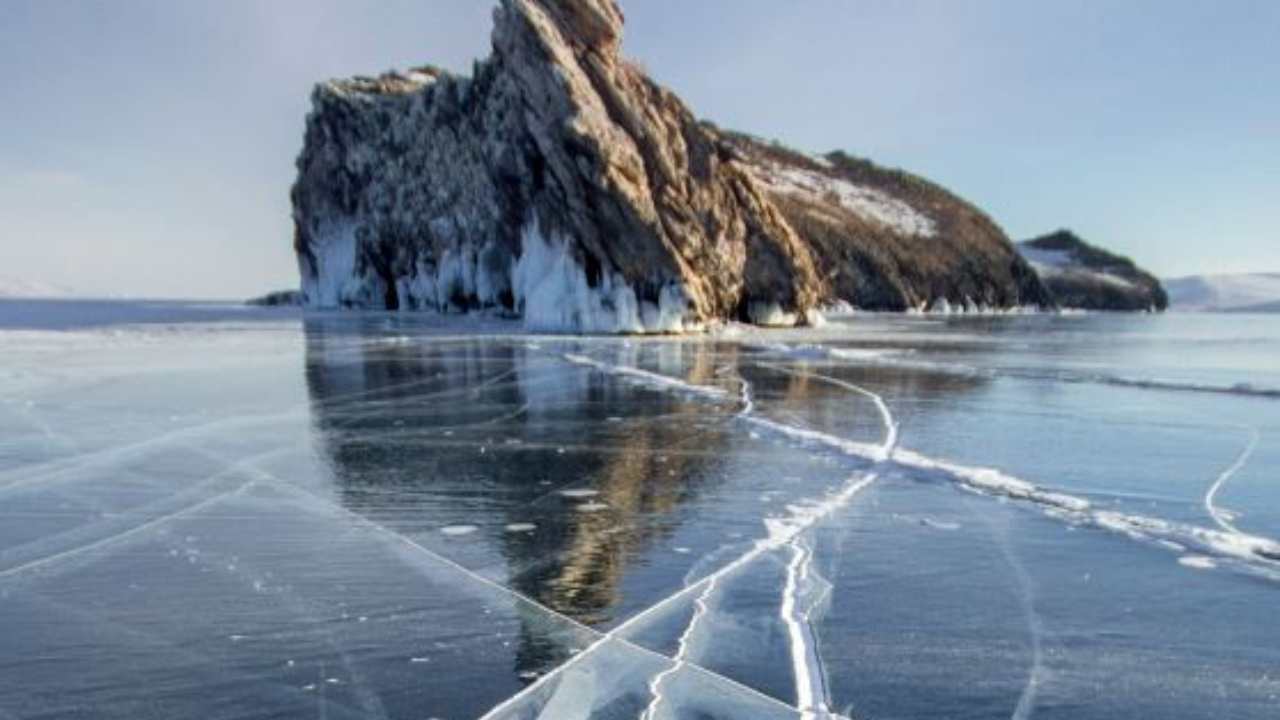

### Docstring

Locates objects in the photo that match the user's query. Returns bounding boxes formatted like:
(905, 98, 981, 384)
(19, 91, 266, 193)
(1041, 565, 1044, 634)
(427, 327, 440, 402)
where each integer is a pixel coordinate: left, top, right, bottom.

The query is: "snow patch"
(558, 489, 600, 499)
(1017, 245, 1138, 292)
(750, 163, 936, 238)
(1178, 555, 1217, 570)
(439, 524, 479, 536)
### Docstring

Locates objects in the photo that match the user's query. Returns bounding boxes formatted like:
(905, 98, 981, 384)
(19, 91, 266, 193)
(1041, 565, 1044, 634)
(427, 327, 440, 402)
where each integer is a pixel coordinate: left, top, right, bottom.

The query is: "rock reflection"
(301, 318, 736, 680)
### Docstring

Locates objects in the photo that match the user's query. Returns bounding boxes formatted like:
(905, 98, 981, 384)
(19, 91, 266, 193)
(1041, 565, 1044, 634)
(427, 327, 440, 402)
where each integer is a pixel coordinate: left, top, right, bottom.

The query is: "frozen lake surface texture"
(1, 299, 1278, 719)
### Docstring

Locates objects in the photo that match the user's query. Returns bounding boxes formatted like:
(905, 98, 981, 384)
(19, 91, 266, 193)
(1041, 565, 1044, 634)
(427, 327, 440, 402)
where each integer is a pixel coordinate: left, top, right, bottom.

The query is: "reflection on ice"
(2, 309, 1279, 719)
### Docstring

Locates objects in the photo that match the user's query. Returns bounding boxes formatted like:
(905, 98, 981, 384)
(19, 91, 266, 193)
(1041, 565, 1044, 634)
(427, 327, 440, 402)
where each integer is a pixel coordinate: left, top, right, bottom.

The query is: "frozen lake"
(1, 300, 1278, 719)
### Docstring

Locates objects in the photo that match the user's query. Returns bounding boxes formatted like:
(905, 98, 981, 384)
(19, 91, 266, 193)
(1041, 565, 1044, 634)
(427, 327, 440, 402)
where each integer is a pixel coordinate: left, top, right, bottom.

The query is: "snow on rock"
(290, 0, 822, 332)
(289, 0, 1054, 329)
(1016, 230, 1167, 311)
(749, 163, 937, 238)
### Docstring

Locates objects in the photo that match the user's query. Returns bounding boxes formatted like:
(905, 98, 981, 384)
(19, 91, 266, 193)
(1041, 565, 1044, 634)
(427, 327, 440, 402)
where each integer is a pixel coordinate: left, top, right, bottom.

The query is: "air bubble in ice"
(440, 525, 479, 536)
(558, 489, 599, 498)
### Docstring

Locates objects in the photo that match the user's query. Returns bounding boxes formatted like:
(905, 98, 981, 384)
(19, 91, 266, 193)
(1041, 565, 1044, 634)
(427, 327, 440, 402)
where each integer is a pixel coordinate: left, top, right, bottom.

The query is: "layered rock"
(721, 135, 1053, 312)
(291, 0, 1053, 330)
(1017, 230, 1168, 311)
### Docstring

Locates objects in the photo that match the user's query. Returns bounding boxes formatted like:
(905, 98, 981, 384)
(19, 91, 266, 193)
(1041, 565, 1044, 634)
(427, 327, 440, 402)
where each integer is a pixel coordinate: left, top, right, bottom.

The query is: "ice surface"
(2, 304, 1279, 718)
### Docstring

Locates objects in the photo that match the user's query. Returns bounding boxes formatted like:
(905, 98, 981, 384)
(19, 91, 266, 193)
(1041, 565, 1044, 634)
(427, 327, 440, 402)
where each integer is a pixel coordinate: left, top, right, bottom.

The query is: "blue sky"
(1, 1, 1276, 298)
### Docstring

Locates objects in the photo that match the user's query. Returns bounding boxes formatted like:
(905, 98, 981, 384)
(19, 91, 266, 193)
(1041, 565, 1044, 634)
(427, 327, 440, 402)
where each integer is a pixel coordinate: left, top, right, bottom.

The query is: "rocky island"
(1017, 230, 1168, 311)
(289, 0, 1160, 329)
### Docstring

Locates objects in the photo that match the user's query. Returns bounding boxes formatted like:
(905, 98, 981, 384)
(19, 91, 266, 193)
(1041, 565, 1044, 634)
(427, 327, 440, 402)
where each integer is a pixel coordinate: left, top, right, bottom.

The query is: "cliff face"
(1017, 230, 1168, 311)
(291, 0, 1052, 330)
(721, 135, 1053, 312)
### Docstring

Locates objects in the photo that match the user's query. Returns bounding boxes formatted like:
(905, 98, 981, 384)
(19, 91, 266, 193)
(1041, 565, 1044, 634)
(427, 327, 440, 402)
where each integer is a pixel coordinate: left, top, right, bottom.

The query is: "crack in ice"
(639, 563, 722, 720)
(555, 352, 1280, 717)
(253, 467, 796, 720)
(527, 356, 895, 719)
(1204, 426, 1260, 534)
(0, 444, 311, 582)
(0, 366, 521, 498)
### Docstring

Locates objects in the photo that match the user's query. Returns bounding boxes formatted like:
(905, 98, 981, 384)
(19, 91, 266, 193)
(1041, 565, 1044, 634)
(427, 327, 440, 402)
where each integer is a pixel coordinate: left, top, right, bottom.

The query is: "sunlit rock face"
(291, 0, 1052, 330)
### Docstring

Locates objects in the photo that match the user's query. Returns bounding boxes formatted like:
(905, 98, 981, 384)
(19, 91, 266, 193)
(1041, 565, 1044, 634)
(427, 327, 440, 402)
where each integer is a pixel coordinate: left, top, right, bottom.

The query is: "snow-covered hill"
(0, 277, 74, 299)
(1164, 273, 1280, 312)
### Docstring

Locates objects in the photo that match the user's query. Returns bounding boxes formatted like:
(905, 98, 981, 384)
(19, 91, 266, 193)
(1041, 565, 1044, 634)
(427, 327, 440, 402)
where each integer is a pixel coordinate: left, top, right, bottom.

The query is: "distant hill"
(0, 277, 75, 299)
(1016, 230, 1167, 311)
(1164, 273, 1280, 312)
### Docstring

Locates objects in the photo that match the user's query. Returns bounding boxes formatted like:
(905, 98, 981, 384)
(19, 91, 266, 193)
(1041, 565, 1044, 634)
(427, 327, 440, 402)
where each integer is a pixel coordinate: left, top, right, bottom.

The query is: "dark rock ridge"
(290, 0, 1053, 331)
(1017, 230, 1168, 311)
(246, 289, 304, 307)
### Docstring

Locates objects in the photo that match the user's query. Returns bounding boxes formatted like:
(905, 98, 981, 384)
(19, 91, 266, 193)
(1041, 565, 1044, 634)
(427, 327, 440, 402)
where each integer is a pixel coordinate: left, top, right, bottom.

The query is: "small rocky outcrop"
(246, 290, 304, 307)
(291, 0, 1053, 330)
(1017, 230, 1168, 311)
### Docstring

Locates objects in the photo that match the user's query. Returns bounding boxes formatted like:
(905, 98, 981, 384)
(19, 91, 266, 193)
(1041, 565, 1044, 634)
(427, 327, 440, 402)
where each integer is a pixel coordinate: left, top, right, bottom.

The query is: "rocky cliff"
(1017, 230, 1168, 311)
(291, 0, 1053, 330)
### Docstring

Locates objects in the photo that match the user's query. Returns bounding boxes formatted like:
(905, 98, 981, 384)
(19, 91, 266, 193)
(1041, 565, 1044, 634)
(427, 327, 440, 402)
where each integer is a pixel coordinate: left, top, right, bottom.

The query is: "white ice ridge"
(756, 341, 1280, 401)
(572, 356, 1280, 576)
(757, 363, 899, 460)
(244, 454, 796, 719)
(563, 353, 729, 399)
(644, 367, 898, 719)
(782, 535, 831, 720)
(482, 362, 885, 719)
(482, 474, 876, 718)
(1204, 427, 1260, 534)
(640, 560, 722, 719)
(749, 368, 895, 718)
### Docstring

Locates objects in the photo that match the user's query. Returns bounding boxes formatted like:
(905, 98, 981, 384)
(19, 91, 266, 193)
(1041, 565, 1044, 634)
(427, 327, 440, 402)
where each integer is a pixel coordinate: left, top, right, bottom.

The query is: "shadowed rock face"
(1017, 230, 1168, 311)
(291, 0, 1053, 329)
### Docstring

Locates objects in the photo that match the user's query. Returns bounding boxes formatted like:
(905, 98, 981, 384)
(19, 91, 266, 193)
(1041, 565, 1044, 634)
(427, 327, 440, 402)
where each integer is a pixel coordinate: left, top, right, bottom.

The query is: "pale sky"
(1, 0, 1277, 299)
